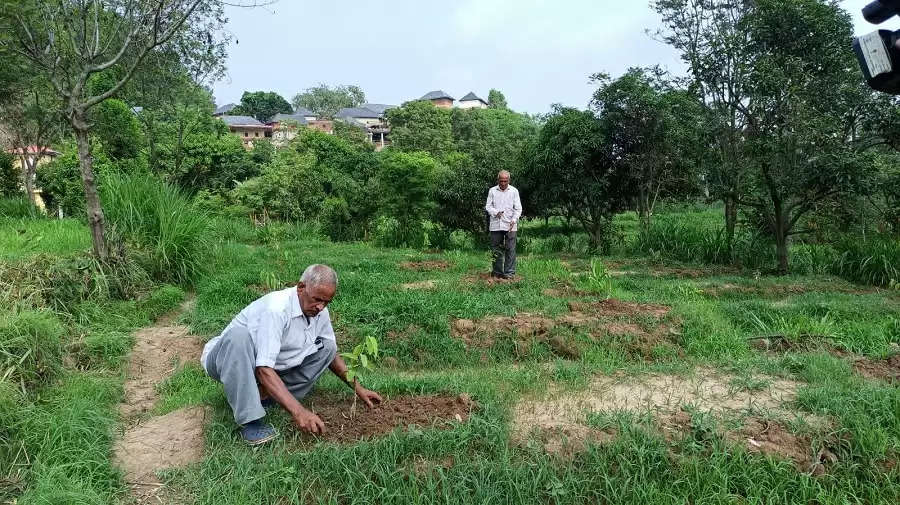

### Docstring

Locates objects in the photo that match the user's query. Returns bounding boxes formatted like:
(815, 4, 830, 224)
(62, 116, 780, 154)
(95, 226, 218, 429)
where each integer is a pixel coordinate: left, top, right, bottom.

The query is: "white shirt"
(485, 185, 522, 232)
(201, 287, 336, 373)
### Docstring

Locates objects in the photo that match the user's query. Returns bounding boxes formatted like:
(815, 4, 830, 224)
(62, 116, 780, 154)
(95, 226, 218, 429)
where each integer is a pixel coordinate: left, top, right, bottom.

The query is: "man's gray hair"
(498, 170, 510, 178)
(300, 264, 338, 287)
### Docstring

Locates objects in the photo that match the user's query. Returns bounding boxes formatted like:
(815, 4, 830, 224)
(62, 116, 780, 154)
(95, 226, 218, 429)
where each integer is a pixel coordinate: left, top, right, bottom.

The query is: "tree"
(653, 0, 753, 254)
(91, 98, 144, 160)
(740, 0, 873, 272)
(1, 0, 234, 259)
(444, 107, 539, 234)
(525, 107, 635, 251)
(590, 68, 707, 231)
(487, 89, 508, 109)
(385, 101, 453, 157)
(230, 90, 292, 122)
(375, 150, 440, 244)
(291, 83, 365, 119)
(0, 57, 66, 207)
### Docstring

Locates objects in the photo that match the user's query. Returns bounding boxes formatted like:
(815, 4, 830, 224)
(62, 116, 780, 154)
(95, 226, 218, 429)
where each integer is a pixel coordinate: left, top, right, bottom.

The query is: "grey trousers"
(490, 230, 517, 276)
(204, 326, 337, 425)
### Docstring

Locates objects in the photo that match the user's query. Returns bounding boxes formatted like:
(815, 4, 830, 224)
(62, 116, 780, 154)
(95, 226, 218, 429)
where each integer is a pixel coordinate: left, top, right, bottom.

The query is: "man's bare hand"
(355, 386, 383, 409)
(496, 211, 504, 218)
(292, 409, 326, 435)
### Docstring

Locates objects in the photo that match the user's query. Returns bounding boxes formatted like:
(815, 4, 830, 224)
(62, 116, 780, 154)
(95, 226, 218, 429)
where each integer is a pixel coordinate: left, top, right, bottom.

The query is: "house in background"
(335, 104, 396, 150)
(459, 92, 488, 109)
(218, 115, 272, 147)
(6, 145, 60, 210)
(213, 103, 237, 116)
(267, 112, 333, 144)
(420, 90, 455, 109)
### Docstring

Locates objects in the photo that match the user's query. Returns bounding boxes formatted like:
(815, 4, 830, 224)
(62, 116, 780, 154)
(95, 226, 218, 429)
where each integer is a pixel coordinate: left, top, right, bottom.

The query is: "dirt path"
(112, 298, 209, 503)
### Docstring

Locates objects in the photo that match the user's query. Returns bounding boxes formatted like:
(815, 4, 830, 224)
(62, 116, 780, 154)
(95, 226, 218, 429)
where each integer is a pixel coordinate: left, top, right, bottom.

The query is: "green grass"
(5, 209, 900, 504)
(0, 217, 90, 261)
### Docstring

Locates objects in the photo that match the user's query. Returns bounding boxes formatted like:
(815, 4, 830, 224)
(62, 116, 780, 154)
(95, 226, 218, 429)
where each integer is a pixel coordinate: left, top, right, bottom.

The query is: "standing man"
(485, 170, 522, 279)
(200, 264, 382, 445)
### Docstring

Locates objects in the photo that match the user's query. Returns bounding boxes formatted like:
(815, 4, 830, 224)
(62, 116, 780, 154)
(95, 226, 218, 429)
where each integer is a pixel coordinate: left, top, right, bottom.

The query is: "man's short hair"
(300, 264, 338, 288)
(498, 170, 510, 178)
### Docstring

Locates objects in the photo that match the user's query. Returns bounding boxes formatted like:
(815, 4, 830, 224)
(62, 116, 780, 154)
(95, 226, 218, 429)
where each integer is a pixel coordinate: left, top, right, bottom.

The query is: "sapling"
(587, 258, 613, 300)
(341, 335, 379, 418)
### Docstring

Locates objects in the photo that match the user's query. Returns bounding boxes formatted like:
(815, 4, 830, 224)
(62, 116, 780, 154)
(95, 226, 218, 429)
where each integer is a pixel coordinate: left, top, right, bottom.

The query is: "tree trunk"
(773, 202, 789, 274)
(20, 155, 37, 207)
(724, 195, 737, 257)
(73, 122, 109, 260)
(637, 186, 650, 233)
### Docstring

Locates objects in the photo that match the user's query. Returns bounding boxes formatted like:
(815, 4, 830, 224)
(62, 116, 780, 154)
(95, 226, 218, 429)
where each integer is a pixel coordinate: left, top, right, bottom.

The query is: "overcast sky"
(211, 0, 888, 115)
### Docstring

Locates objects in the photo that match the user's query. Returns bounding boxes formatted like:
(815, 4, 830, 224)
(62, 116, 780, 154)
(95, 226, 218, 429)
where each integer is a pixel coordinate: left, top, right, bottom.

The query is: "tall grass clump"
(101, 171, 211, 284)
(0, 310, 65, 393)
(831, 235, 900, 287)
(633, 217, 772, 268)
(0, 196, 41, 219)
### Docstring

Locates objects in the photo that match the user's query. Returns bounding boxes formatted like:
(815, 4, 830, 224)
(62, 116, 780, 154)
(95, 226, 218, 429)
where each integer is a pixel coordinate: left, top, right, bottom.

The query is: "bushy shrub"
(36, 142, 115, 218)
(0, 151, 19, 197)
(231, 151, 324, 222)
(0, 310, 65, 391)
(320, 197, 356, 241)
(376, 150, 439, 245)
(791, 243, 838, 276)
(832, 236, 900, 287)
(101, 171, 211, 284)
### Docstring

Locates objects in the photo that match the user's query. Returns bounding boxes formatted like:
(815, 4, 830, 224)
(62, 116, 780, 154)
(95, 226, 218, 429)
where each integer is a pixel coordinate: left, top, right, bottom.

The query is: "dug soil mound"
(292, 393, 475, 444)
(853, 355, 900, 383)
(399, 260, 450, 271)
(567, 299, 671, 319)
(463, 272, 522, 286)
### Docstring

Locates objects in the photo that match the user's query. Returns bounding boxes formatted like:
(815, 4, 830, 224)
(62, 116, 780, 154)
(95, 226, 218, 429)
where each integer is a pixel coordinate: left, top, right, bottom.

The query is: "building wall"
(353, 117, 383, 127)
(229, 126, 271, 147)
(431, 98, 454, 109)
(459, 100, 488, 109)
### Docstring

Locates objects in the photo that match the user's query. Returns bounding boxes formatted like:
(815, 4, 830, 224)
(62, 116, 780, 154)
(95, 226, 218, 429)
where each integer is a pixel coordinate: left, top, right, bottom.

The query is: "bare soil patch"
(114, 300, 207, 503)
(567, 299, 671, 319)
(513, 369, 832, 468)
(748, 334, 836, 354)
(512, 368, 812, 441)
(852, 355, 900, 383)
(114, 406, 210, 500)
(399, 260, 450, 271)
(290, 393, 475, 444)
(400, 280, 437, 290)
(120, 319, 204, 419)
(463, 272, 522, 286)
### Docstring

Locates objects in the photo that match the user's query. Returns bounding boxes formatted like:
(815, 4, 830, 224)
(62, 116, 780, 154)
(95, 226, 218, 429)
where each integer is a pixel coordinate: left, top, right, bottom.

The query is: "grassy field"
(3, 213, 899, 504)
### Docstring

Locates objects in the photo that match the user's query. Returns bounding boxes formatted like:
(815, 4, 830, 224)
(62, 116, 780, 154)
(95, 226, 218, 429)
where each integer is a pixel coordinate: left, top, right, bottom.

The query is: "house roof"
(336, 107, 381, 119)
(214, 103, 237, 115)
(292, 106, 316, 117)
(219, 115, 267, 127)
(361, 103, 396, 115)
(269, 113, 309, 125)
(420, 90, 454, 101)
(460, 92, 486, 103)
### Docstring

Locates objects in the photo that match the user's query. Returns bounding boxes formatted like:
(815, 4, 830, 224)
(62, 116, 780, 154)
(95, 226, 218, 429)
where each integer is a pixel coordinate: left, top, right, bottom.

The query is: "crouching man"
(200, 264, 382, 445)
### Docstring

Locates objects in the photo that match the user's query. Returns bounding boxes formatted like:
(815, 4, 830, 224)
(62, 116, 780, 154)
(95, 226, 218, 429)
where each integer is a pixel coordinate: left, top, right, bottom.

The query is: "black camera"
(855, 0, 900, 93)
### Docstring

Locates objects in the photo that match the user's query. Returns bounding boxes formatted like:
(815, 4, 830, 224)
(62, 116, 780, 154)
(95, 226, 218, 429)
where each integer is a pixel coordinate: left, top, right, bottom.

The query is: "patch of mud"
(290, 393, 475, 444)
(113, 406, 210, 500)
(400, 280, 437, 290)
(451, 313, 577, 358)
(567, 299, 671, 319)
(852, 355, 900, 383)
(399, 260, 450, 271)
(121, 321, 204, 419)
(538, 425, 618, 459)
